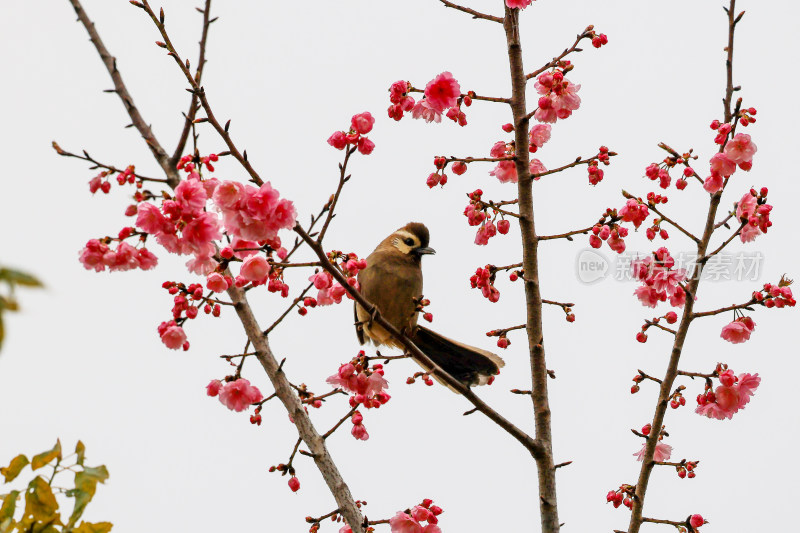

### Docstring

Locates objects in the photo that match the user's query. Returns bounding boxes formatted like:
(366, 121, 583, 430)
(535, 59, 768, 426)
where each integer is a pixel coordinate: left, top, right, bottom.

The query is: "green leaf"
(73, 521, 113, 533)
(0, 268, 43, 288)
(67, 465, 109, 528)
(22, 477, 60, 524)
(0, 490, 20, 520)
(31, 440, 61, 470)
(0, 455, 29, 483)
(79, 466, 108, 484)
(75, 441, 86, 466)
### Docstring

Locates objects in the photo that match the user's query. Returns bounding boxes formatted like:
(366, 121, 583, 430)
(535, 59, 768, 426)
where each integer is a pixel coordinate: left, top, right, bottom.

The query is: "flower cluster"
(703, 129, 757, 194)
(470, 266, 500, 302)
(388, 73, 465, 125)
(89, 165, 139, 195)
(326, 357, 390, 410)
(488, 140, 547, 184)
(158, 320, 188, 350)
(754, 279, 795, 308)
(533, 69, 581, 123)
(327, 111, 376, 155)
(388, 499, 443, 533)
(606, 484, 635, 510)
(79, 238, 158, 273)
(163, 279, 224, 322)
(307, 252, 366, 307)
(587, 146, 612, 185)
(736, 189, 772, 243)
(463, 189, 512, 245)
(589, 221, 628, 254)
(206, 377, 264, 412)
(695, 367, 760, 420)
(631, 248, 688, 309)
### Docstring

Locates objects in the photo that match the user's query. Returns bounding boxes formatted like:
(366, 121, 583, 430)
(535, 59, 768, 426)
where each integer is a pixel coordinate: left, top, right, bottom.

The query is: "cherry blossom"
(424, 71, 460, 113)
(724, 133, 757, 165)
(633, 441, 672, 462)
(696, 372, 760, 420)
(218, 378, 263, 412)
(506, 0, 534, 9)
(720, 317, 755, 344)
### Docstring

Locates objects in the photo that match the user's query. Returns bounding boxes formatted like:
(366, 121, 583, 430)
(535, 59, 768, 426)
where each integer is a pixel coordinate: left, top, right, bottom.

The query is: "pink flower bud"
(288, 477, 300, 492)
(689, 514, 704, 529)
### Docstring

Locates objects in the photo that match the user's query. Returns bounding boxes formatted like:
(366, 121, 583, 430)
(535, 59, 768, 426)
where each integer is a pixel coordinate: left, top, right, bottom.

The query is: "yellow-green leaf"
(1, 455, 28, 483)
(79, 466, 108, 484)
(73, 521, 113, 533)
(31, 440, 61, 470)
(0, 268, 43, 287)
(23, 477, 60, 524)
(75, 441, 86, 466)
(0, 490, 20, 520)
(66, 465, 109, 528)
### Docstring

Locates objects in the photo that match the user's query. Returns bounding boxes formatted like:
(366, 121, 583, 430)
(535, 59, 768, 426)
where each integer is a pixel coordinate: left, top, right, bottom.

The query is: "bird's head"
(389, 222, 435, 260)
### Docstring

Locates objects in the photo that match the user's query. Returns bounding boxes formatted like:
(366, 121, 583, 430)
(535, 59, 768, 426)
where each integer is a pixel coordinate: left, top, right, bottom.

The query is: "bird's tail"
(411, 326, 505, 388)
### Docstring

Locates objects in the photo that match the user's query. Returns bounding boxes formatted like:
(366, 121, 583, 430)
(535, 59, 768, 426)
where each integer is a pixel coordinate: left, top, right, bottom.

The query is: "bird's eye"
(404, 238, 414, 246)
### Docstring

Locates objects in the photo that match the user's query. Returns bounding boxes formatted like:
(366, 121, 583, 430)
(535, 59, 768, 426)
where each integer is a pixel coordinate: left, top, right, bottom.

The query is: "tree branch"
(67, 0, 180, 188)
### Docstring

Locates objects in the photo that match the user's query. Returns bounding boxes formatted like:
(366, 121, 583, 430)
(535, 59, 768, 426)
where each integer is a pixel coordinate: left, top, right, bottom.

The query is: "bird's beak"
(414, 246, 436, 256)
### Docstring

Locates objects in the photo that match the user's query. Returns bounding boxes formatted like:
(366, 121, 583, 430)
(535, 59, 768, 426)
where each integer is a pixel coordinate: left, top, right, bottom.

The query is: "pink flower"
(174, 178, 208, 214)
(135, 248, 158, 270)
(160, 323, 187, 350)
(736, 192, 757, 220)
(529, 123, 551, 147)
(490, 160, 517, 183)
(327, 131, 347, 150)
(411, 99, 442, 123)
(619, 199, 649, 228)
(720, 318, 755, 344)
(702, 173, 724, 194)
(709, 152, 736, 177)
(736, 373, 761, 409)
(246, 182, 280, 220)
(490, 141, 508, 158)
(218, 378, 263, 412)
(689, 514, 705, 529)
(309, 271, 332, 290)
(357, 137, 375, 155)
(389, 512, 423, 533)
(351, 421, 369, 441)
(186, 253, 218, 275)
(633, 441, 672, 462)
(724, 133, 757, 165)
(136, 202, 169, 235)
(78, 239, 110, 272)
(474, 222, 497, 245)
(182, 212, 222, 254)
(695, 372, 760, 420)
(240, 255, 270, 282)
(529, 159, 547, 175)
(206, 379, 222, 397)
(424, 71, 460, 112)
(207, 272, 228, 293)
(634, 286, 662, 308)
(351, 112, 375, 135)
(506, 0, 534, 9)
(213, 180, 246, 210)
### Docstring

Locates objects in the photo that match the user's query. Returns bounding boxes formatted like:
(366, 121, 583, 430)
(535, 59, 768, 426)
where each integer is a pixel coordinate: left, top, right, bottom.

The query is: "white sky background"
(1, 0, 798, 531)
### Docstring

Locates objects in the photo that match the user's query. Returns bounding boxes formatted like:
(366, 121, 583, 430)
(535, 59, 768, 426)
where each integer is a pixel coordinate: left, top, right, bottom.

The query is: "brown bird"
(355, 222, 504, 387)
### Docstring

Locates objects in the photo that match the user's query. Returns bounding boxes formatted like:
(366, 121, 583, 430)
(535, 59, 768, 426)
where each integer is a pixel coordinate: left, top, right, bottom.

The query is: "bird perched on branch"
(354, 222, 504, 387)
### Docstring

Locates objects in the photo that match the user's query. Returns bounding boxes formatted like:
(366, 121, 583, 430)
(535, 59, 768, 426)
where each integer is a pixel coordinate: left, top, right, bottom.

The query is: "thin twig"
(67, 0, 180, 187)
(436, 0, 503, 23)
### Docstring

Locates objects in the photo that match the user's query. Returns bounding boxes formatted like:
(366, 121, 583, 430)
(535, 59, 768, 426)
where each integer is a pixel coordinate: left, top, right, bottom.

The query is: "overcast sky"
(1, 1, 798, 532)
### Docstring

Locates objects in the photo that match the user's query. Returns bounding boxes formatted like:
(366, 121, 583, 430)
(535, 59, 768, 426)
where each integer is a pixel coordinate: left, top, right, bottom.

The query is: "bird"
(354, 222, 504, 387)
